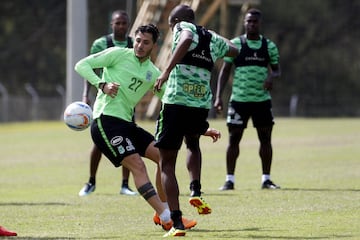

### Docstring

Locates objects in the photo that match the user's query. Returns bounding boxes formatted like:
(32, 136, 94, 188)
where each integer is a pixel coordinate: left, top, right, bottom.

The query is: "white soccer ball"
(63, 101, 93, 131)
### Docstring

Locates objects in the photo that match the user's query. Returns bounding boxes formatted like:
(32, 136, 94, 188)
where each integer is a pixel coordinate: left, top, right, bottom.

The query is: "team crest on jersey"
(146, 71, 152, 82)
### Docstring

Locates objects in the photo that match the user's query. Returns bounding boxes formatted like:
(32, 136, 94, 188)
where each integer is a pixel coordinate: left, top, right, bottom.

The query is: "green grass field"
(0, 118, 359, 239)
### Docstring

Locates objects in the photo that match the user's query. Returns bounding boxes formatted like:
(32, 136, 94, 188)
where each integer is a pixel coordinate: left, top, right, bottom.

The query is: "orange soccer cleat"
(153, 212, 197, 230)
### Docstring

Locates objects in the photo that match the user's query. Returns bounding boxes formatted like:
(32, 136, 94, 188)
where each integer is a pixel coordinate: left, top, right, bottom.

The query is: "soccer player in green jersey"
(79, 10, 137, 197)
(75, 23, 176, 231)
(153, 4, 239, 237)
(215, 8, 281, 191)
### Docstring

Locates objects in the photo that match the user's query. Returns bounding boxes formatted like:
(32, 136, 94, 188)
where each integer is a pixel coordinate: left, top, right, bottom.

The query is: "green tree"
(0, 0, 359, 116)
(0, 0, 66, 96)
(261, 0, 360, 116)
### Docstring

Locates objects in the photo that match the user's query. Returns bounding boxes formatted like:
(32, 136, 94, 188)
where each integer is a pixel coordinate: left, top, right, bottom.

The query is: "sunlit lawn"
(0, 118, 359, 239)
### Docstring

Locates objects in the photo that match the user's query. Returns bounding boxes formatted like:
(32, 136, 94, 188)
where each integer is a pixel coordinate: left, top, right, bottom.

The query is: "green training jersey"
(162, 21, 229, 109)
(90, 34, 132, 54)
(88, 34, 133, 117)
(224, 35, 279, 102)
(75, 48, 162, 121)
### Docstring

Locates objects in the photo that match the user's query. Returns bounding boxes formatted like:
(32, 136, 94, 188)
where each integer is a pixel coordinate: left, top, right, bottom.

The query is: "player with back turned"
(153, 4, 239, 237)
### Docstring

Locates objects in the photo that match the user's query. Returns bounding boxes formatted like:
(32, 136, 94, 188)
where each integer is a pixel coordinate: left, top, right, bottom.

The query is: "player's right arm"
(153, 24, 193, 92)
(203, 128, 221, 143)
(75, 48, 116, 90)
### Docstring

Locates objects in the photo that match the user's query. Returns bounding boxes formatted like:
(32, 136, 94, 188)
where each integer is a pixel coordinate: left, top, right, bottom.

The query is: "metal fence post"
(25, 83, 40, 121)
(0, 83, 9, 122)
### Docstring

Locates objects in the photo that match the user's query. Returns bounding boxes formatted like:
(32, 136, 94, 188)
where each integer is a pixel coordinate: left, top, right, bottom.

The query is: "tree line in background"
(0, 0, 359, 117)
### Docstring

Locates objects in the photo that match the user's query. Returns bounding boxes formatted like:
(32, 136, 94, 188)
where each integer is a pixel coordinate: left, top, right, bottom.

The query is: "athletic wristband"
(98, 82, 106, 93)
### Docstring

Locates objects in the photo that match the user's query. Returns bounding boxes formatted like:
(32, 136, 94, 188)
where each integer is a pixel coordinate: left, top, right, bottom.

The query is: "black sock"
(190, 180, 201, 196)
(171, 210, 184, 229)
(122, 179, 128, 188)
(89, 177, 95, 185)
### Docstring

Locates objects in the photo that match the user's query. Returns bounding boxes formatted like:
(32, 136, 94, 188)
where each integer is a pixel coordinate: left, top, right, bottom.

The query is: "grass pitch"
(0, 118, 359, 239)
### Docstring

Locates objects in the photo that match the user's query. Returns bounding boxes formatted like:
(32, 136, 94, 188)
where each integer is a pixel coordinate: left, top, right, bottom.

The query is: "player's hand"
(263, 79, 273, 91)
(154, 72, 169, 92)
(204, 128, 221, 143)
(104, 83, 120, 98)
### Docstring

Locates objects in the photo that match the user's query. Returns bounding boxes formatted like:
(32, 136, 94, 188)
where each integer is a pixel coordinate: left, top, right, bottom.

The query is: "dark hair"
(169, 4, 195, 23)
(111, 10, 130, 22)
(246, 8, 262, 19)
(135, 24, 160, 43)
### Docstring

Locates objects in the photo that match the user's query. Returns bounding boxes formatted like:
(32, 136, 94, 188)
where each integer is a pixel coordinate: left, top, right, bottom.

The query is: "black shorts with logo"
(155, 104, 209, 150)
(91, 115, 154, 167)
(227, 100, 274, 128)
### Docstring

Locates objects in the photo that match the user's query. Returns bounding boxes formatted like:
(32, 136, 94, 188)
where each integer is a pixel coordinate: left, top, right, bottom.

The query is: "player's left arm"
(264, 41, 281, 91)
(264, 63, 281, 91)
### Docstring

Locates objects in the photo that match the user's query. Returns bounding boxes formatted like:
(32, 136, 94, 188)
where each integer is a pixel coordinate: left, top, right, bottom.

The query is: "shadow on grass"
(280, 188, 360, 192)
(8, 238, 75, 240)
(87, 237, 130, 239)
(179, 192, 238, 197)
(243, 234, 354, 239)
(180, 188, 360, 196)
(0, 202, 70, 206)
(190, 228, 354, 239)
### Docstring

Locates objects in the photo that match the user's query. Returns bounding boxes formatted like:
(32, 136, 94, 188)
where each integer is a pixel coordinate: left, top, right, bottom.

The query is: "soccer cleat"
(0, 226, 17, 236)
(189, 196, 212, 215)
(261, 180, 281, 189)
(181, 217, 197, 230)
(120, 186, 138, 196)
(160, 220, 173, 231)
(219, 180, 234, 190)
(163, 227, 186, 237)
(78, 182, 95, 196)
(153, 213, 197, 230)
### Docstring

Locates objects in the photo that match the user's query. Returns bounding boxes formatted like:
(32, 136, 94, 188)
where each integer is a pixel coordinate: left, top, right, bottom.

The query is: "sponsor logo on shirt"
(245, 52, 265, 62)
(111, 136, 123, 146)
(192, 50, 211, 62)
(146, 71, 152, 82)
